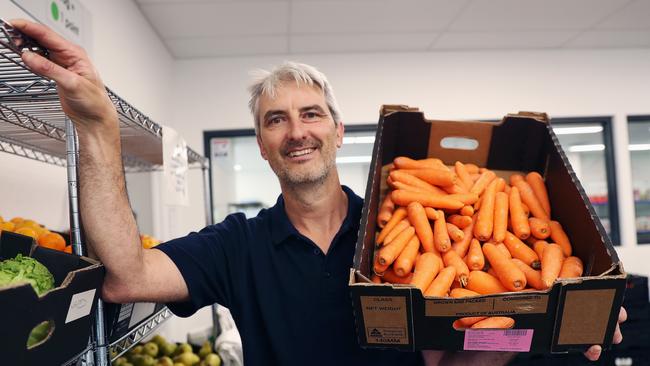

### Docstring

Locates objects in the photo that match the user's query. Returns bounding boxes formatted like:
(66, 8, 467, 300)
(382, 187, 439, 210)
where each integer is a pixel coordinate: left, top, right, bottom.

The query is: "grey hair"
(248, 61, 342, 135)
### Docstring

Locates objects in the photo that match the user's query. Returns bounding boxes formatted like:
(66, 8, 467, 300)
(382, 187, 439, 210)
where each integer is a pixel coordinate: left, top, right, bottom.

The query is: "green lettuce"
(0, 254, 55, 295)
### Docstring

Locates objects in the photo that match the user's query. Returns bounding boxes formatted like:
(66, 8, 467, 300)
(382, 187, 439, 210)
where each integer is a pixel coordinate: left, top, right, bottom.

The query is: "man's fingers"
(21, 51, 77, 89)
(619, 306, 627, 323)
(613, 323, 623, 344)
(584, 345, 601, 361)
(9, 19, 79, 58)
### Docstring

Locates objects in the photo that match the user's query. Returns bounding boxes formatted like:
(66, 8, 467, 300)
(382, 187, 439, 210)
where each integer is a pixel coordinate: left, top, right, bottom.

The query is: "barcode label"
(464, 329, 534, 352)
(505, 330, 529, 336)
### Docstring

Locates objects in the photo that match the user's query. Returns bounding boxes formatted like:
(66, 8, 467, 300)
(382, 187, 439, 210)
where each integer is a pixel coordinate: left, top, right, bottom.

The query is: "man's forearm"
(77, 124, 144, 298)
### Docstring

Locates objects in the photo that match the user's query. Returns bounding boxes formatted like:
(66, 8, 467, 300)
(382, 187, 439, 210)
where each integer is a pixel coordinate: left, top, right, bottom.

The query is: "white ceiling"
(135, 0, 650, 59)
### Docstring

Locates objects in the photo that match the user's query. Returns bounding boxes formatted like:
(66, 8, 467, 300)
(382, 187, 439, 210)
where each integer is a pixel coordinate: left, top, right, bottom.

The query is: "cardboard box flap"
(380, 104, 420, 116)
(505, 111, 550, 124)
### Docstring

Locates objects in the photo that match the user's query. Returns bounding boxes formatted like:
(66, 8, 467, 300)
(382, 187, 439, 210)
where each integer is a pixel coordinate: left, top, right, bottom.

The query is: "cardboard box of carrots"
(349, 106, 626, 354)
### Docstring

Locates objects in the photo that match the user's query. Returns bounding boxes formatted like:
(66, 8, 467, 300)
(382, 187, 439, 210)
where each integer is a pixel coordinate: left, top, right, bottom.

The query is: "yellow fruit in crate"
(10, 217, 24, 224)
(0, 215, 4, 222)
(15, 219, 39, 230)
(0, 221, 15, 233)
(15, 227, 38, 239)
(141, 235, 161, 249)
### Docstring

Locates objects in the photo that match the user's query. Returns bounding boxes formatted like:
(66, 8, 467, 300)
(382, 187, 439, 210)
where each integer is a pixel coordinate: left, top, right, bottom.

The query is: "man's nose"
(287, 116, 307, 140)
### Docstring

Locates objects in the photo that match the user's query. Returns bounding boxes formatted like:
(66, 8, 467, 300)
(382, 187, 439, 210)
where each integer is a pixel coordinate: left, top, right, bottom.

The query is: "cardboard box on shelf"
(349, 106, 626, 353)
(0, 231, 104, 366)
(104, 301, 166, 343)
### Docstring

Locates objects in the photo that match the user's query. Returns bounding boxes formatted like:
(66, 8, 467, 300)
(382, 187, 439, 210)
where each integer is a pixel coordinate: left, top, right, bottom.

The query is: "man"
(10, 19, 624, 366)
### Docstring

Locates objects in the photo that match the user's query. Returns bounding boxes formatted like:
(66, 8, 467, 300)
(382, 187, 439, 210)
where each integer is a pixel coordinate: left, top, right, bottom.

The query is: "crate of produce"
(349, 106, 626, 353)
(0, 231, 104, 365)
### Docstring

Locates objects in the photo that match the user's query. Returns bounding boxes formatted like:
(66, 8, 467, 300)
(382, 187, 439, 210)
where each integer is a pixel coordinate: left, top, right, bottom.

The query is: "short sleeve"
(154, 213, 246, 317)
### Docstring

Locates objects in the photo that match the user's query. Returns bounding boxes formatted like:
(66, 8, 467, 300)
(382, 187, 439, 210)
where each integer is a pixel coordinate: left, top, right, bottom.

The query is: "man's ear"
(257, 134, 269, 160)
(336, 121, 344, 148)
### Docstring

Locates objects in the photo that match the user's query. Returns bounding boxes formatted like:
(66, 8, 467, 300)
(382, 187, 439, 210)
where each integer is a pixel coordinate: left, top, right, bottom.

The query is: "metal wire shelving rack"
(0, 20, 214, 366)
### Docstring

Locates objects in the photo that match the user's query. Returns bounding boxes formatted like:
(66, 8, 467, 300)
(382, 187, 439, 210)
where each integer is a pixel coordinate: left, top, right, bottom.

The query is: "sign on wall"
(162, 126, 189, 207)
(12, 0, 92, 52)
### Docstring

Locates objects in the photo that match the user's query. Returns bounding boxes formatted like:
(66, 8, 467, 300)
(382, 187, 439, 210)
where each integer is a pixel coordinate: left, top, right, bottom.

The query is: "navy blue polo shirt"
(155, 186, 422, 366)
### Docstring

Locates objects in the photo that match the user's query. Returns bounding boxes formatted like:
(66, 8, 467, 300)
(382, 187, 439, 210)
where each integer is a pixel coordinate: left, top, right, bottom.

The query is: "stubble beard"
(270, 138, 337, 188)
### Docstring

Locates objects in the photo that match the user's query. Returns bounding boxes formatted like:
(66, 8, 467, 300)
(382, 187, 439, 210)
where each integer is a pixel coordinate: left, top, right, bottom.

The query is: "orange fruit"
(15, 227, 38, 239)
(10, 217, 24, 224)
(38, 232, 67, 251)
(0, 221, 15, 233)
(63, 246, 73, 254)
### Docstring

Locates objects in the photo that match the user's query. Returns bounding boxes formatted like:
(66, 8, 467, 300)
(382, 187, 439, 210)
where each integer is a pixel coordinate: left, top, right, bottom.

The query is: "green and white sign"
(12, 0, 92, 52)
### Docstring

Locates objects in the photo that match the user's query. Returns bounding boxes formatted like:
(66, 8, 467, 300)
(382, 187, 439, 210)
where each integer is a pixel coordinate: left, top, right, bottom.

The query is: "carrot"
(482, 243, 527, 291)
(470, 170, 497, 196)
(526, 172, 551, 217)
(382, 219, 410, 245)
(452, 215, 476, 257)
(495, 177, 506, 193)
(376, 207, 408, 244)
(382, 268, 415, 284)
(549, 220, 573, 257)
(394, 235, 421, 277)
(424, 266, 457, 297)
(466, 238, 485, 271)
(450, 288, 482, 298)
(473, 195, 483, 211)
(474, 179, 498, 241)
(529, 217, 551, 239)
(521, 202, 530, 217)
(470, 173, 481, 182)
(373, 254, 389, 275)
(509, 186, 531, 240)
(400, 168, 456, 187)
(424, 207, 439, 221)
(433, 210, 452, 253)
(487, 266, 498, 278)
(407, 202, 434, 252)
(448, 214, 472, 229)
(453, 316, 488, 329)
(377, 193, 395, 228)
(513, 180, 550, 221)
(493, 192, 509, 242)
(443, 249, 470, 287)
(504, 184, 511, 195)
(511, 258, 545, 290)
(541, 243, 564, 289)
(391, 170, 446, 195)
(391, 181, 430, 194)
(465, 270, 508, 295)
(471, 317, 515, 329)
(455, 161, 474, 192)
(410, 252, 441, 292)
(509, 174, 524, 186)
(394, 156, 442, 170)
(460, 205, 474, 217)
(465, 163, 480, 174)
(378, 226, 415, 266)
(503, 231, 541, 269)
(446, 193, 480, 205)
(391, 190, 464, 210)
(442, 184, 468, 195)
(532, 240, 548, 260)
(447, 223, 465, 242)
(495, 243, 512, 259)
(558, 256, 584, 279)
(370, 274, 382, 284)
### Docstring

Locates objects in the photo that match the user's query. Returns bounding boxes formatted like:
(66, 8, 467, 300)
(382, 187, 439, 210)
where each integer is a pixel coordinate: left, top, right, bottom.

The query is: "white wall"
(169, 48, 650, 279)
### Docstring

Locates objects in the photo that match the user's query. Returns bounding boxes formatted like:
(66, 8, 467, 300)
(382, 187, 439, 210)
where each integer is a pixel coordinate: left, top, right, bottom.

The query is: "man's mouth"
(286, 147, 316, 158)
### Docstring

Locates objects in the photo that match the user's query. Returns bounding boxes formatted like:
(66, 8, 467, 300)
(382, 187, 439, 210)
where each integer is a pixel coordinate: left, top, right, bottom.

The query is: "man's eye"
(267, 116, 284, 125)
(303, 112, 322, 121)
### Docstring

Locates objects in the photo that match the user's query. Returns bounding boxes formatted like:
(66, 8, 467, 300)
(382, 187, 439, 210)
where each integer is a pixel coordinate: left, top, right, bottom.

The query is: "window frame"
(551, 116, 620, 246)
(627, 115, 650, 244)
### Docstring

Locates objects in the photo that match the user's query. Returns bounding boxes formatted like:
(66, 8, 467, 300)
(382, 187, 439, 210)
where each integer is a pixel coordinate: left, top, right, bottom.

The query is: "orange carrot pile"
(372, 156, 583, 298)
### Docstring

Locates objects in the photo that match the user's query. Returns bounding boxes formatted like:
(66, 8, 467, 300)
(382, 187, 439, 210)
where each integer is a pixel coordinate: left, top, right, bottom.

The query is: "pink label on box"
(463, 329, 534, 352)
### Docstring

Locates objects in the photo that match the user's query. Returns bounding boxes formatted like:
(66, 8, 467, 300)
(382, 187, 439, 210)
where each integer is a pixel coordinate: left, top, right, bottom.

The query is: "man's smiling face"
(256, 81, 343, 187)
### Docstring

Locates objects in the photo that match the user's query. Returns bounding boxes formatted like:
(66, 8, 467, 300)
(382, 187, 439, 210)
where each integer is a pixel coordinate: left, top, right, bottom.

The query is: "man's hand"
(9, 19, 118, 135)
(584, 306, 627, 361)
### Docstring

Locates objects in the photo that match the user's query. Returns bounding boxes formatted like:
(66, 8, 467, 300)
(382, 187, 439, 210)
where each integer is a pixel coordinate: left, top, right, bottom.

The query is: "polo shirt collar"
(269, 185, 362, 246)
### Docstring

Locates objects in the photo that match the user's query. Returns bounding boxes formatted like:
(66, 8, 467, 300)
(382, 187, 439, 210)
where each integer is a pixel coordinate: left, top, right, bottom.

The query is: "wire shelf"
(108, 307, 174, 362)
(0, 20, 206, 170)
